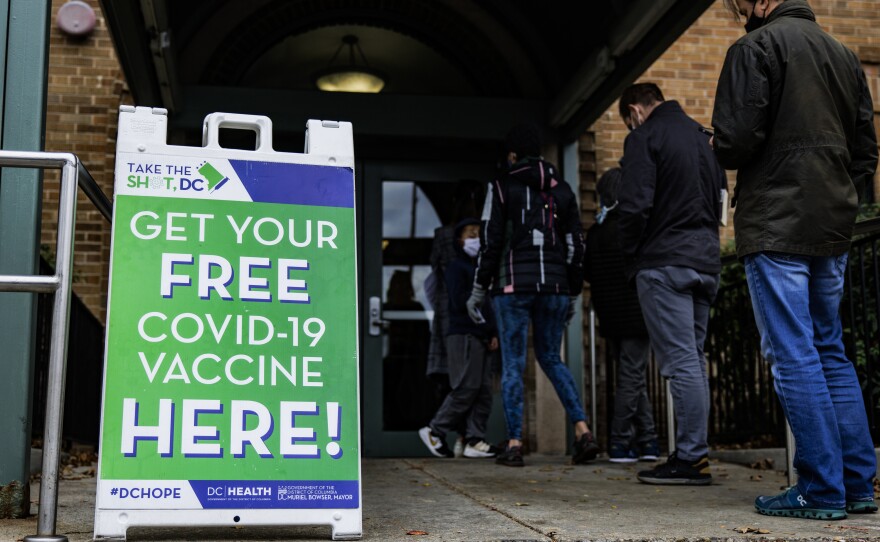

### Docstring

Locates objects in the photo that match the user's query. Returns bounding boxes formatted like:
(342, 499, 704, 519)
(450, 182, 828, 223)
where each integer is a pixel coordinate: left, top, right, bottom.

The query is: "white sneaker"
(463, 440, 499, 458)
(418, 426, 452, 457)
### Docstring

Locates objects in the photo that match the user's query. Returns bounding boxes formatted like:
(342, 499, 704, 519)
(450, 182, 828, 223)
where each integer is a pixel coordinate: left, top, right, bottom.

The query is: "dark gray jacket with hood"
(712, 0, 878, 258)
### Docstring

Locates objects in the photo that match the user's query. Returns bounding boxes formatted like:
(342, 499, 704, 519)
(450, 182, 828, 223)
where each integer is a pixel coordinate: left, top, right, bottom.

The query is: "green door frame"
(360, 159, 505, 457)
(0, 0, 51, 518)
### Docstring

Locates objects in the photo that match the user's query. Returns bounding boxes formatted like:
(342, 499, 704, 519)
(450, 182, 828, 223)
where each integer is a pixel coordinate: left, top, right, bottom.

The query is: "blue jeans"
(492, 294, 586, 441)
(745, 252, 876, 508)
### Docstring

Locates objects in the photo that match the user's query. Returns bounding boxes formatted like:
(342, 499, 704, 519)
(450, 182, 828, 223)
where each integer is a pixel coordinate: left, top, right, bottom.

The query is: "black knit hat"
(597, 167, 622, 205)
(454, 217, 481, 239)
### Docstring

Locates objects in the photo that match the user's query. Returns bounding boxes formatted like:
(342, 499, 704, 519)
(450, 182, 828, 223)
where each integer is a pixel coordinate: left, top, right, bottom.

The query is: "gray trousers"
(635, 266, 718, 461)
(429, 334, 493, 440)
(610, 336, 658, 446)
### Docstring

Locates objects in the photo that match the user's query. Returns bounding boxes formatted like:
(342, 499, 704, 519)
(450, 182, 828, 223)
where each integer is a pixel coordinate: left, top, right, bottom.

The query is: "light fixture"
(315, 35, 385, 93)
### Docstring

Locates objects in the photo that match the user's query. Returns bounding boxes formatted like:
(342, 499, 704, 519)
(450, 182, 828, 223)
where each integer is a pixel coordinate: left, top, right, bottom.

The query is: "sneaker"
(846, 499, 878, 514)
(463, 439, 501, 458)
(637, 452, 712, 485)
(608, 442, 638, 463)
(495, 445, 524, 467)
(572, 432, 600, 464)
(755, 487, 847, 520)
(637, 439, 660, 461)
(418, 426, 453, 458)
(453, 438, 465, 458)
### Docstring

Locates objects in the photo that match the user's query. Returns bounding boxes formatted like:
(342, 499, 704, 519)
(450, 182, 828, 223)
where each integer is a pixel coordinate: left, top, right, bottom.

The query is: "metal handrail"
(0, 149, 109, 542)
(77, 161, 112, 222)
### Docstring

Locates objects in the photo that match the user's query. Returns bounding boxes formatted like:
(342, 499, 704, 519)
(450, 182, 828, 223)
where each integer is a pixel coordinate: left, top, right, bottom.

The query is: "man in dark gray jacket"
(617, 83, 726, 486)
(712, 0, 877, 520)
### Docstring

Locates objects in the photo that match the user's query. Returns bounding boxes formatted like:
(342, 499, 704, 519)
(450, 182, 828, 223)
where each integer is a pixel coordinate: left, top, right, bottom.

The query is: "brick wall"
(579, 0, 880, 444)
(585, 0, 880, 251)
(43, 0, 131, 323)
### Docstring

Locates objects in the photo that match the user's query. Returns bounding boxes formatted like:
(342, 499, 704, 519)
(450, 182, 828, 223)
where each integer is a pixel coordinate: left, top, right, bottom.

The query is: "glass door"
(361, 161, 506, 456)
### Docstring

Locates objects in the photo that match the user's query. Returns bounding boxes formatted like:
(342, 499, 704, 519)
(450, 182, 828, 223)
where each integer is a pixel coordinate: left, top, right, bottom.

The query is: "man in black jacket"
(712, 0, 877, 520)
(466, 124, 598, 467)
(585, 167, 659, 463)
(617, 83, 726, 485)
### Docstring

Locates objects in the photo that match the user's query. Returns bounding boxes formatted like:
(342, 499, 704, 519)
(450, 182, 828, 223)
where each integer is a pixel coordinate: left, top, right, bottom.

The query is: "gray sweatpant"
(635, 266, 718, 461)
(429, 334, 493, 441)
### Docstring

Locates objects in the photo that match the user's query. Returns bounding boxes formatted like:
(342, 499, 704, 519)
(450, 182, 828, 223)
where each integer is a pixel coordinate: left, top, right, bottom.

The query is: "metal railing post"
(0, 150, 110, 542)
(666, 379, 675, 454)
(29, 158, 77, 542)
(588, 303, 597, 436)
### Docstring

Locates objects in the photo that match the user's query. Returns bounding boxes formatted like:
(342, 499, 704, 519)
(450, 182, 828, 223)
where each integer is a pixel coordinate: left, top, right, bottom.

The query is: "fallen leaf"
(515, 502, 529, 506)
(406, 530, 429, 536)
(611, 505, 618, 509)
(757, 529, 771, 534)
(606, 476, 630, 481)
(749, 474, 763, 481)
(422, 483, 431, 487)
(527, 480, 538, 484)
(539, 466, 555, 472)
(592, 469, 604, 474)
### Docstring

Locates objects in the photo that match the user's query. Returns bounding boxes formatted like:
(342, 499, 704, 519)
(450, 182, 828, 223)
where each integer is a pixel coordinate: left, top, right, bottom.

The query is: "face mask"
(463, 238, 480, 258)
(744, 3, 766, 32)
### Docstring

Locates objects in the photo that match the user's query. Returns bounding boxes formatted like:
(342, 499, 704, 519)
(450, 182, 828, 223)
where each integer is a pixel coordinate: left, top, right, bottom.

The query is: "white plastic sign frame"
(94, 106, 362, 540)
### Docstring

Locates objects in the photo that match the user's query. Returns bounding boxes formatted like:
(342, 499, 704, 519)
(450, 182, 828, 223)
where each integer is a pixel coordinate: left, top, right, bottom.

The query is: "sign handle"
(202, 112, 273, 152)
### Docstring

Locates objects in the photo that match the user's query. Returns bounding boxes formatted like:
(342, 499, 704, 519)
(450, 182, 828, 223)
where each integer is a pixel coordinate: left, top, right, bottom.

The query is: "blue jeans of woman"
(745, 252, 876, 508)
(492, 294, 586, 441)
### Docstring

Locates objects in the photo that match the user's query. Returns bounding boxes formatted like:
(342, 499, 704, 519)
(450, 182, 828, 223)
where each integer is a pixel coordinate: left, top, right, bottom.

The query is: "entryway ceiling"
(101, 0, 714, 141)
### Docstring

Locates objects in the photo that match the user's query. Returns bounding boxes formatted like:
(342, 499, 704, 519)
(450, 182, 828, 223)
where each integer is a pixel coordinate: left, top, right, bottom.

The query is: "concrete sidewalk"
(2, 455, 879, 541)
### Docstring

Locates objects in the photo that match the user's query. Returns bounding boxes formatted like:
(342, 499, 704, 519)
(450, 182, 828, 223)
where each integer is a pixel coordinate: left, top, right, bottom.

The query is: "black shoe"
(572, 432, 600, 464)
(496, 445, 524, 467)
(637, 452, 712, 485)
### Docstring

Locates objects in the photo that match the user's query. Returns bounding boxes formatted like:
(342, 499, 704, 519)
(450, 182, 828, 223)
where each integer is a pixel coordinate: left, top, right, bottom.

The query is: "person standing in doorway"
(585, 167, 659, 463)
(467, 123, 599, 467)
(712, 0, 878, 519)
(616, 83, 725, 485)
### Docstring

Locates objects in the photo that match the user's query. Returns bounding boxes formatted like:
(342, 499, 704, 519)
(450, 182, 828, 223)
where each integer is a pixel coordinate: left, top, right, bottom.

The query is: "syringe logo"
(198, 162, 229, 193)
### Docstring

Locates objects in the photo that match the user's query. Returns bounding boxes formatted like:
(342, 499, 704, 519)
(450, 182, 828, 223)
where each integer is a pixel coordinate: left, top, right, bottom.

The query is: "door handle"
(368, 296, 390, 336)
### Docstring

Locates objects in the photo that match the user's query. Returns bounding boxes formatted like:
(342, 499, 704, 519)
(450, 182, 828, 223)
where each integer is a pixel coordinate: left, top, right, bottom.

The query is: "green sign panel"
(95, 110, 361, 540)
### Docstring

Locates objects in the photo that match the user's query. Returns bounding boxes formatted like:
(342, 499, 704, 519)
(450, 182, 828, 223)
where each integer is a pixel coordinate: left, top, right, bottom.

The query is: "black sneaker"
(637, 452, 712, 485)
(496, 445, 524, 467)
(572, 432, 600, 464)
(637, 439, 660, 461)
(418, 426, 453, 458)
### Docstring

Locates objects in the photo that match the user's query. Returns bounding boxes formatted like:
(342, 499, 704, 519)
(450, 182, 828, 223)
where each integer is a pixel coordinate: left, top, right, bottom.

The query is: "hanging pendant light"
(315, 35, 386, 93)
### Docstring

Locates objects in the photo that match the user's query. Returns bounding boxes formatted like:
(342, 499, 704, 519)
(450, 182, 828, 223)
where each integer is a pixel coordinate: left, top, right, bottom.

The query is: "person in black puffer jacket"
(466, 124, 598, 467)
(585, 167, 658, 464)
(712, 0, 878, 519)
